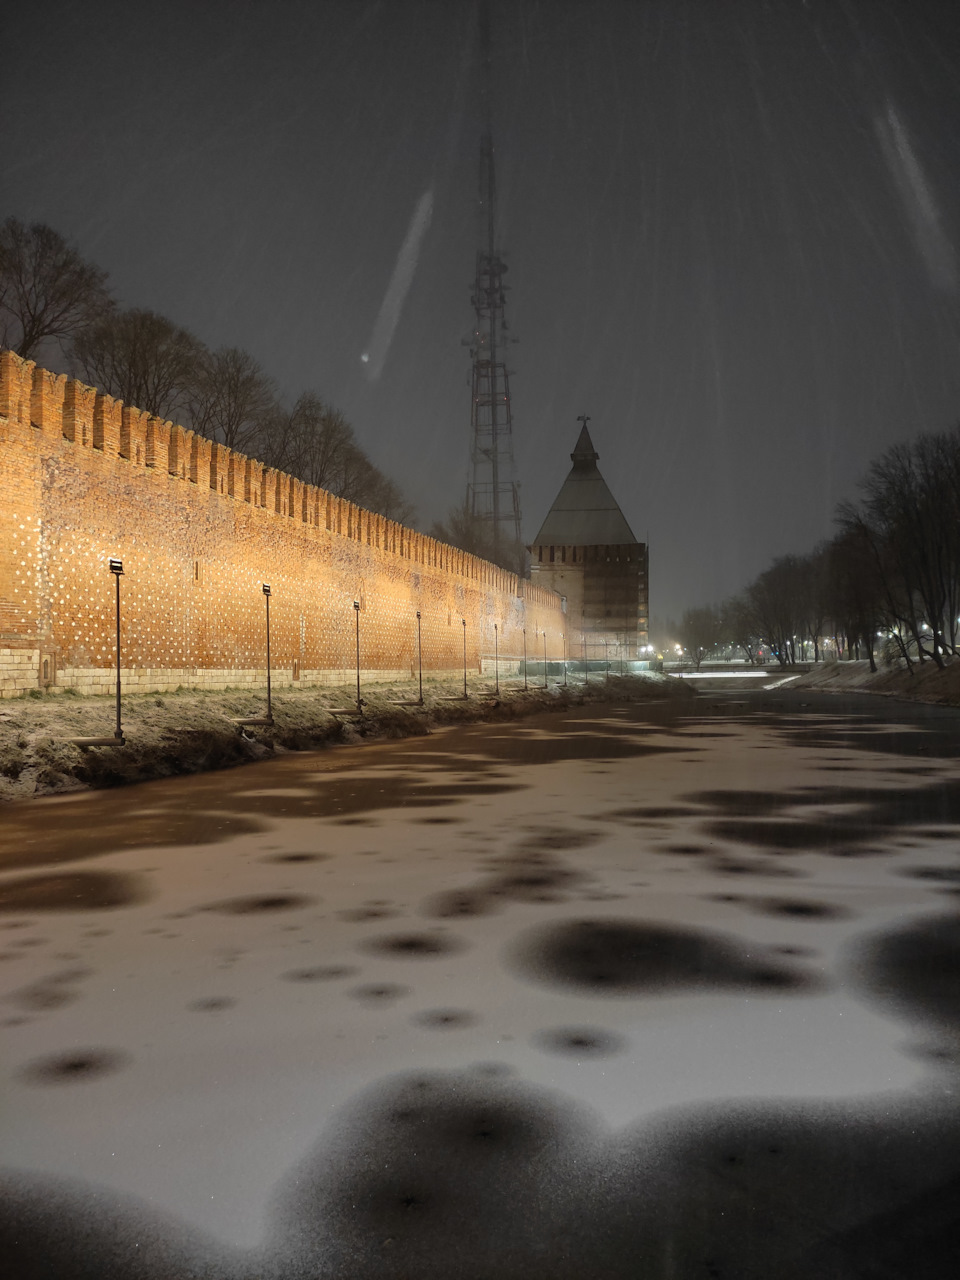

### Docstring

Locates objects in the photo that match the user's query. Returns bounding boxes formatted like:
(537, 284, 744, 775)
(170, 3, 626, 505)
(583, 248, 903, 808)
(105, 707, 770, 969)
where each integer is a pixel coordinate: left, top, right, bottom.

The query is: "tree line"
(0, 218, 412, 522)
(676, 425, 960, 672)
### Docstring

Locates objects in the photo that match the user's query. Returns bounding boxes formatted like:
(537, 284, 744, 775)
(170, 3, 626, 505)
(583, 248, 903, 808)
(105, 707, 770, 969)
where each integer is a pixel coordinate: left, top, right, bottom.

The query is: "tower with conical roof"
(529, 419, 649, 662)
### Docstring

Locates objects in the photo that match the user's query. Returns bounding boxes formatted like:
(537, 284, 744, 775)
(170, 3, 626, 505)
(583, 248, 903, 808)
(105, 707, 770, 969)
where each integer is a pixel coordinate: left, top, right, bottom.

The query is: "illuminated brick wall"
(0, 351, 569, 696)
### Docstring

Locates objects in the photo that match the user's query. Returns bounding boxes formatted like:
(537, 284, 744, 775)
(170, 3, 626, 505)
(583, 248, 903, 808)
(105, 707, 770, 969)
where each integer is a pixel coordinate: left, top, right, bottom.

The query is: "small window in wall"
(561, 546, 566, 563)
(194, 560, 203, 584)
(549, 546, 555, 562)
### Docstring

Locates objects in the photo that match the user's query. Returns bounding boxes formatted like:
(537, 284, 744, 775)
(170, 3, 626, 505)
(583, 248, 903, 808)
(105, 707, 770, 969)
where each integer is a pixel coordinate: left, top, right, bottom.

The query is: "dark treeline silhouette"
(428, 501, 528, 577)
(0, 218, 412, 523)
(677, 426, 960, 672)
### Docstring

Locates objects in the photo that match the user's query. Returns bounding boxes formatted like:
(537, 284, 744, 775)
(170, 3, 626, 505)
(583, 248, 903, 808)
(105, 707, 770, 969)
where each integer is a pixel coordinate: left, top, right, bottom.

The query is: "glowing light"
(361, 186, 435, 382)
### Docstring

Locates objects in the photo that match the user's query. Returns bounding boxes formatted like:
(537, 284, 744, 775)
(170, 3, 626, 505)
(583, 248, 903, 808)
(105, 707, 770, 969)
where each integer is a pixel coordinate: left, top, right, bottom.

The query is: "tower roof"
(532, 422, 639, 547)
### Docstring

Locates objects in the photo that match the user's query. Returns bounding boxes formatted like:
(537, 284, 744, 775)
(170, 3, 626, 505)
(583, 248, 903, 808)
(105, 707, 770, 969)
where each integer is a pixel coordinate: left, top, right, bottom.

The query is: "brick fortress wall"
(0, 351, 569, 697)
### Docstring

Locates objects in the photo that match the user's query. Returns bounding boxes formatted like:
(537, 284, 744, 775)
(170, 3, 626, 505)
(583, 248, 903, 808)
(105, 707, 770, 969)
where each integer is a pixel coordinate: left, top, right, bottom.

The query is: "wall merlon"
(167, 421, 186, 477)
(121, 405, 144, 463)
(63, 379, 97, 448)
(31, 365, 66, 435)
(192, 433, 211, 485)
(0, 350, 33, 424)
(93, 392, 120, 453)
(209, 440, 222, 491)
(145, 415, 159, 467)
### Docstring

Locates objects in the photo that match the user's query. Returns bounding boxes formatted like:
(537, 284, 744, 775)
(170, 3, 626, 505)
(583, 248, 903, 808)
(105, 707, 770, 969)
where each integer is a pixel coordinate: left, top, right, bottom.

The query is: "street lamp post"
(542, 629, 548, 688)
(462, 618, 468, 698)
(261, 584, 274, 723)
(416, 609, 423, 704)
(494, 622, 499, 696)
(109, 559, 125, 742)
(562, 633, 567, 686)
(354, 599, 362, 714)
(522, 628, 528, 691)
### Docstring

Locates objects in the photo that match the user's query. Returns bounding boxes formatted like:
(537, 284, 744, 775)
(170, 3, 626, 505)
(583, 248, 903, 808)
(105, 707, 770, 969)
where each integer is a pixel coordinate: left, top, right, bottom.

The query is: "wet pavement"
(1, 689, 959, 1278)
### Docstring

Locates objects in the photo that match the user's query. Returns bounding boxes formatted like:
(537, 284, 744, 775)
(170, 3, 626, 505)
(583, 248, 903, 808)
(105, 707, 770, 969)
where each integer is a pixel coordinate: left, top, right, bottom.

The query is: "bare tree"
(264, 393, 354, 488)
(430, 501, 526, 574)
(73, 308, 205, 420)
(825, 527, 887, 670)
(793, 545, 831, 661)
(262, 392, 414, 523)
(836, 431, 960, 668)
(720, 595, 761, 664)
(339, 452, 414, 524)
(0, 218, 112, 360)
(748, 556, 805, 665)
(187, 347, 277, 454)
(677, 604, 722, 671)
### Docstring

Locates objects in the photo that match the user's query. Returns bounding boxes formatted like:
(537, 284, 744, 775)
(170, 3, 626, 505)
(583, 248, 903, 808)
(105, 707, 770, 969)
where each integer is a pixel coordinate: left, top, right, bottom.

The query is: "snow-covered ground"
(2, 691, 959, 1277)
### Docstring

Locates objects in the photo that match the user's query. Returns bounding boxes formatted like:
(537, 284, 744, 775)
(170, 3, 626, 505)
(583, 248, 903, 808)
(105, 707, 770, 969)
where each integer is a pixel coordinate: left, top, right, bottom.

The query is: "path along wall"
(0, 351, 569, 697)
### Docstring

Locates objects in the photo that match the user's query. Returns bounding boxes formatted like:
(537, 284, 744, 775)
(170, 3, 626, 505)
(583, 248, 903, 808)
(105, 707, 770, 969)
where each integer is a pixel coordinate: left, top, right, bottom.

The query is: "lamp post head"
(354, 599, 360, 611)
(416, 610, 421, 620)
(108, 558, 123, 575)
(262, 583, 271, 596)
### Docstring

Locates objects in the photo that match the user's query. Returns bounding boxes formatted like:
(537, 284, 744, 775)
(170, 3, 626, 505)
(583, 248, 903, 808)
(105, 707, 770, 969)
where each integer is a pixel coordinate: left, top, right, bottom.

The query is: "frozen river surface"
(2, 690, 959, 1277)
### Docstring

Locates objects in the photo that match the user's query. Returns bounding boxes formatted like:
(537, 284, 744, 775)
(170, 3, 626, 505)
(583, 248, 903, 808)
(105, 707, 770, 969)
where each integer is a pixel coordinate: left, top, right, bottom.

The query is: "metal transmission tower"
(465, 0, 522, 569)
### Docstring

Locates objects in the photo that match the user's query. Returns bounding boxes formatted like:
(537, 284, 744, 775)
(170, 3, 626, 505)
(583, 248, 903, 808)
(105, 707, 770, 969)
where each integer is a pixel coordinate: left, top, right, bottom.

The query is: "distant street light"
(542, 629, 548, 687)
(494, 622, 500, 696)
(522, 627, 528, 690)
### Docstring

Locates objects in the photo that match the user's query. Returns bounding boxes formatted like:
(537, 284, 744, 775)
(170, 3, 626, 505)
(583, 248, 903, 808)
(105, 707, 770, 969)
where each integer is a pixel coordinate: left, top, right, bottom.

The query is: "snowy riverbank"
(0, 672, 691, 802)
(792, 656, 960, 706)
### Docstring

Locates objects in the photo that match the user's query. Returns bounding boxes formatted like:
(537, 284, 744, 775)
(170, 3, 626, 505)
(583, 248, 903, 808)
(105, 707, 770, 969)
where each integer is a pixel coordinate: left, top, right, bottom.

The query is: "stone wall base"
(0, 647, 41, 697)
(0, 659, 487, 698)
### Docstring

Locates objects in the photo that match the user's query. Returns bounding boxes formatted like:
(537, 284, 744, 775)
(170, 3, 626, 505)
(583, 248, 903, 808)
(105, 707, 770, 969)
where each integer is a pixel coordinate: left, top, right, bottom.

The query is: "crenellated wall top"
(0, 349, 553, 602)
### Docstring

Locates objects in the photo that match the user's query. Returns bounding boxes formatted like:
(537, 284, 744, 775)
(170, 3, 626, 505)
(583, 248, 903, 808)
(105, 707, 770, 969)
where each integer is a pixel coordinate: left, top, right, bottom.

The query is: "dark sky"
(4, 0, 960, 623)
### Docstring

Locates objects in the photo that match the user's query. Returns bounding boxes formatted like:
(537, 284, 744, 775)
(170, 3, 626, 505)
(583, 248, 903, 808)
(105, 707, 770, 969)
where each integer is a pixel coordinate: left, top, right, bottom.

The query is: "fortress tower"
(529, 419, 649, 662)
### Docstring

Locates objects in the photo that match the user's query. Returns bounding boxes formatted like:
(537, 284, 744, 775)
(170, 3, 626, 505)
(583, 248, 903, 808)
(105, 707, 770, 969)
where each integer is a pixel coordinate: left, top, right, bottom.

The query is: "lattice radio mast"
(465, 0, 522, 568)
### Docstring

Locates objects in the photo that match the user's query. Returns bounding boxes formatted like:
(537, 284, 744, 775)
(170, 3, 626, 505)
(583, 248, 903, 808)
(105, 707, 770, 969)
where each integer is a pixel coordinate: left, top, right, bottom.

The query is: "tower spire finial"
(572, 415, 599, 463)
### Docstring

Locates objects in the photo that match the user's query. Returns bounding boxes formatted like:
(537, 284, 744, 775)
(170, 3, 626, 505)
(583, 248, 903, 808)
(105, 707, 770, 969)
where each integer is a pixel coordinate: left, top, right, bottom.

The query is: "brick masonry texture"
(0, 351, 569, 697)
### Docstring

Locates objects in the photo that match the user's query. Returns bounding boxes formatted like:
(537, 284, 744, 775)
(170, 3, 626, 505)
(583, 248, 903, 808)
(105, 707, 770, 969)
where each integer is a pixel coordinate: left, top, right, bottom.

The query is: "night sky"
(4, 0, 960, 622)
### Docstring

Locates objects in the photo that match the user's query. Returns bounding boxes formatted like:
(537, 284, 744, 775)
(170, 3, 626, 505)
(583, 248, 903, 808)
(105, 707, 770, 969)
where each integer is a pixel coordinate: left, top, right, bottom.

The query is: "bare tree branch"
(187, 347, 277, 453)
(73, 308, 205, 420)
(0, 218, 112, 359)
